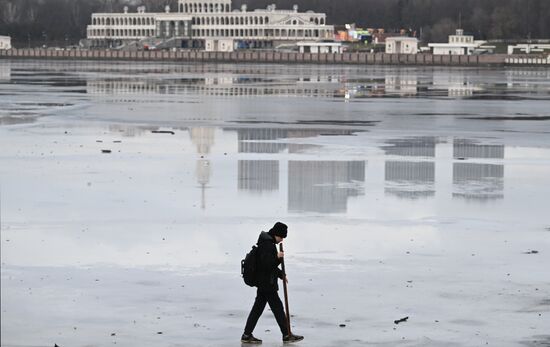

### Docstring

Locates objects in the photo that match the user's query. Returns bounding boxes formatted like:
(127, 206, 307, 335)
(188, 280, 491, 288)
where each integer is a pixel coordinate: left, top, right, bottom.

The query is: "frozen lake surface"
(1, 60, 550, 346)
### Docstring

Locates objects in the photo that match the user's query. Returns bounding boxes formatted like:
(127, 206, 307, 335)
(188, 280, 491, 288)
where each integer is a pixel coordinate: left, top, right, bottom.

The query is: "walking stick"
(279, 243, 292, 336)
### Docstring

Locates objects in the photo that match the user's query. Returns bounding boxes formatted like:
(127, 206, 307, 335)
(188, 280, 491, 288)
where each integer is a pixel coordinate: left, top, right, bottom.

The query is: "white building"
(297, 41, 343, 53)
(385, 37, 418, 54)
(0, 36, 11, 50)
(507, 43, 550, 55)
(428, 29, 488, 55)
(86, 0, 334, 51)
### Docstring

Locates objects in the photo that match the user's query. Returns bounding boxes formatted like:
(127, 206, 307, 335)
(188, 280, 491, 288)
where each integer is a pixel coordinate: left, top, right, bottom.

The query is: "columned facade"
(86, 0, 334, 50)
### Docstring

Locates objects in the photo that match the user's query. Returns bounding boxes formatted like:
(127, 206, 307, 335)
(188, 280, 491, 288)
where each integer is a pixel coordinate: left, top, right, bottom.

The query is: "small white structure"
(428, 29, 488, 55)
(205, 38, 234, 51)
(0, 35, 12, 50)
(385, 37, 418, 54)
(507, 44, 550, 55)
(297, 41, 342, 53)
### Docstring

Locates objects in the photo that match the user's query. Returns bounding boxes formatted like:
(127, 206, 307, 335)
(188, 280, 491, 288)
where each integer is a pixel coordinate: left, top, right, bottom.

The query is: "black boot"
(241, 333, 262, 344)
(283, 334, 304, 343)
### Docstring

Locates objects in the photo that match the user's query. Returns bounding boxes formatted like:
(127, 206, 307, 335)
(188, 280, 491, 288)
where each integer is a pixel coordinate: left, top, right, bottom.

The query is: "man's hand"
(284, 275, 288, 284)
(277, 251, 284, 259)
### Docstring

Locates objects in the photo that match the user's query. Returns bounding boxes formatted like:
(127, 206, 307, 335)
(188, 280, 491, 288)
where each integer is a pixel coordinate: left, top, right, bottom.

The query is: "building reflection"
(383, 136, 436, 199)
(85, 75, 340, 99)
(0, 62, 10, 80)
(107, 124, 158, 137)
(452, 138, 504, 200)
(236, 128, 288, 153)
(385, 161, 435, 199)
(432, 71, 479, 97)
(383, 137, 437, 157)
(453, 139, 505, 159)
(231, 127, 355, 154)
(288, 161, 365, 213)
(453, 163, 504, 200)
(238, 160, 279, 193)
(505, 69, 550, 93)
(384, 74, 419, 96)
(189, 127, 215, 209)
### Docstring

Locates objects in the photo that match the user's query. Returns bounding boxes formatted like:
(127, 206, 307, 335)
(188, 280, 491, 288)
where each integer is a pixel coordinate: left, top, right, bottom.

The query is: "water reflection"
(232, 128, 355, 154)
(288, 161, 365, 213)
(432, 70, 480, 97)
(236, 128, 288, 153)
(383, 137, 437, 157)
(452, 138, 505, 201)
(385, 161, 435, 199)
(87, 78, 340, 98)
(454, 139, 505, 159)
(382, 137, 437, 199)
(0, 115, 36, 126)
(190, 127, 215, 209)
(2, 61, 550, 104)
(0, 62, 10, 80)
(453, 163, 504, 200)
(238, 160, 279, 193)
(107, 124, 157, 137)
(384, 74, 419, 96)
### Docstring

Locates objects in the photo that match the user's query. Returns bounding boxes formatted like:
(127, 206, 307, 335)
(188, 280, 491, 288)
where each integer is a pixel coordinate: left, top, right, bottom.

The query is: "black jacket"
(255, 231, 284, 291)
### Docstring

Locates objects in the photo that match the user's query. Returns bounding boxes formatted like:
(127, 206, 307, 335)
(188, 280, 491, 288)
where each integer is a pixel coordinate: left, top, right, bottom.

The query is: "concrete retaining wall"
(0, 49, 530, 66)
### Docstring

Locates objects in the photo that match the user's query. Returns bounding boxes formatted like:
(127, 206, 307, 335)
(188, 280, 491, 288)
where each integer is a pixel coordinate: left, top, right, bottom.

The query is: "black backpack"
(241, 244, 258, 287)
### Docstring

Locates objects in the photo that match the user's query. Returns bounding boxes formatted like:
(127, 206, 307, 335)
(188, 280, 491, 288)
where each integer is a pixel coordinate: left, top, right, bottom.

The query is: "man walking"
(241, 222, 304, 344)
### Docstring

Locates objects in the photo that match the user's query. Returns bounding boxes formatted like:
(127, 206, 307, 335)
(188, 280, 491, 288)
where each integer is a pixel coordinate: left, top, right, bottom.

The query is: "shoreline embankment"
(1, 48, 549, 66)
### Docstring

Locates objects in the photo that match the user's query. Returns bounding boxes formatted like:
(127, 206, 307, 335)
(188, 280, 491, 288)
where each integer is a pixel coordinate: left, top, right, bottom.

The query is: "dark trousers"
(244, 288, 288, 336)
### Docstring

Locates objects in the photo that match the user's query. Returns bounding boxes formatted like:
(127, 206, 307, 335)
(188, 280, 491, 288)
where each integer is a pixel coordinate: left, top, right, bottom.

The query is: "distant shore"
(1, 48, 549, 67)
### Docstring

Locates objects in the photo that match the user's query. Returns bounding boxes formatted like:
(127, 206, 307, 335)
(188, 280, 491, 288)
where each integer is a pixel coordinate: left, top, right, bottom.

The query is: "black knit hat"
(269, 222, 288, 238)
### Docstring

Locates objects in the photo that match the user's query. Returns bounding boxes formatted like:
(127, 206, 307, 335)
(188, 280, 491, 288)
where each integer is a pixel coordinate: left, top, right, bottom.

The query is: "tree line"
(1, 0, 549, 47)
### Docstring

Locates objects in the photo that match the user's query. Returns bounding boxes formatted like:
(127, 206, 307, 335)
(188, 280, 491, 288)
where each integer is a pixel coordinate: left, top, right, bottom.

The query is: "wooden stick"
(279, 243, 292, 335)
